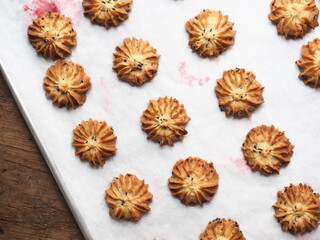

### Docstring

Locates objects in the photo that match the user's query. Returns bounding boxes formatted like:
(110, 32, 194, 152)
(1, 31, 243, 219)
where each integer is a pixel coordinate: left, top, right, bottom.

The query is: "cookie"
(214, 68, 264, 118)
(168, 157, 219, 206)
(273, 183, 320, 234)
(82, 0, 132, 29)
(185, 9, 236, 57)
(105, 173, 153, 221)
(296, 38, 320, 88)
(43, 61, 92, 109)
(72, 118, 117, 166)
(242, 125, 294, 175)
(113, 37, 160, 86)
(27, 12, 77, 60)
(200, 218, 246, 240)
(140, 97, 190, 146)
(268, 0, 319, 39)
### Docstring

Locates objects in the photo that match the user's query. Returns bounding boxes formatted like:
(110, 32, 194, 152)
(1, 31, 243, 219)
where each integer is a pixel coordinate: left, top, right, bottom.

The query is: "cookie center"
(99, 0, 117, 10)
(232, 89, 247, 101)
(286, 3, 305, 19)
(253, 142, 272, 158)
(41, 25, 61, 44)
(118, 191, 134, 207)
(291, 203, 305, 217)
(201, 27, 218, 46)
(57, 77, 72, 93)
(43, 31, 58, 44)
(184, 174, 201, 197)
(203, 29, 217, 37)
(87, 135, 99, 148)
(156, 113, 173, 128)
(185, 174, 196, 184)
(127, 56, 145, 71)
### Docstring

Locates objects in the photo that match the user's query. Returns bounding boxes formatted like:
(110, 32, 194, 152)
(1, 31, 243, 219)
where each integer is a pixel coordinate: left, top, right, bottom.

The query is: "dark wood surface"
(0, 72, 84, 240)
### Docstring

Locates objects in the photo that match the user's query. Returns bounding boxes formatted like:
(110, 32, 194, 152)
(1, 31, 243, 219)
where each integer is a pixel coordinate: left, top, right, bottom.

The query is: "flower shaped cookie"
(83, 0, 132, 28)
(185, 9, 236, 57)
(105, 173, 153, 221)
(269, 0, 319, 39)
(273, 183, 320, 234)
(242, 125, 294, 175)
(113, 37, 160, 86)
(200, 218, 246, 240)
(214, 68, 264, 118)
(43, 61, 92, 109)
(296, 38, 320, 88)
(27, 12, 77, 60)
(168, 157, 219, 206)
(140, 97, 190, 146)
(72, 119, 117, 166)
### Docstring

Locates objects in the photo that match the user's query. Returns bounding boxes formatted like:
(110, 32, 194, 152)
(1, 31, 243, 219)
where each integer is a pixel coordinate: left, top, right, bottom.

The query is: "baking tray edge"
(0, 57, 93, 240)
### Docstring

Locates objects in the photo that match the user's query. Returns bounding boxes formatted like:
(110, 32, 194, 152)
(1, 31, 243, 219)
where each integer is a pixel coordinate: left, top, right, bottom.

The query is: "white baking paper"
(1, 0, 320, 239)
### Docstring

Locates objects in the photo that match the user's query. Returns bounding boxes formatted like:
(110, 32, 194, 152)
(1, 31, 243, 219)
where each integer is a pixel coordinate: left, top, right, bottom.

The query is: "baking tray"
(1, 0, 320, 239)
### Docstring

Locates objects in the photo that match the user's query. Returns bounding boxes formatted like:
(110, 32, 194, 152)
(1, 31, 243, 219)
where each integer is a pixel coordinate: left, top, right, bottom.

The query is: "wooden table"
(0, 72, 84, 239)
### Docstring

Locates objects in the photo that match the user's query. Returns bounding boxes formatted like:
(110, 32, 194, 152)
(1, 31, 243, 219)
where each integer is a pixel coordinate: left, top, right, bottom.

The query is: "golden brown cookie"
(268, 0, 319, 39)
(168, 157, 219, 206)
(113, 37, 160, 86)
(82, 0, 132, 29)
(273, 183, 320, 234)
(27, 12, 77, 60)
(72, 118, 117, 166)
(105, 173, 153, 221)
(296, 38, 320, 88)
(241, 125, 294, 175)
(185, 9, 236, 58)
(140, 97, 190, 146)
(200, 218, 246, 240)
(43, 61, 92, 109)
(214, 68, 264, 118)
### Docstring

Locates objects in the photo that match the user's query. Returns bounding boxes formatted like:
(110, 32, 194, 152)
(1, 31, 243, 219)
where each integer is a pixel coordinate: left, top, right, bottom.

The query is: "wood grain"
(0, 72, 84, 240)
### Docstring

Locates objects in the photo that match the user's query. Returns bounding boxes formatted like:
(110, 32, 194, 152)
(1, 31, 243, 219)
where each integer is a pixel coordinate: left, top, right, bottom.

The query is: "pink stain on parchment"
(99, 78, 113, 112)
(23, 0, 82, 26)
(229, 157, 250, 175)
(23, 0, 59, 16)
(178, 61, 210, 87)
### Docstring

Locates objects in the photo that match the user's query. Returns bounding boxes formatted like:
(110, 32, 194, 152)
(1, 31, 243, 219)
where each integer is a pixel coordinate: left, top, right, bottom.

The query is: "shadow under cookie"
(214, 68, 264, 118)
(105, 173, 153, 221)
(140, 96, 190, 146)
(43, 61, 92, 109)
(72, 118, 117, 167)
(241, 125, 294, 175)
(185, 9, 236, 58)
(168, 157, 219, 206)
(268, 0, 319, 39)
(113, 37, 160, 86)
(82, 0, 133, 29)
(296, 38, 320, 88)
(27, 11, 77, 60)
(273, 183, 320, 234)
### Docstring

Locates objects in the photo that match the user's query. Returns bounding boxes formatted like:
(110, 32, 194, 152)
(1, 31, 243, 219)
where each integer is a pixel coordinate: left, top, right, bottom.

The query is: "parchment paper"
(1, 0, 320, 239)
